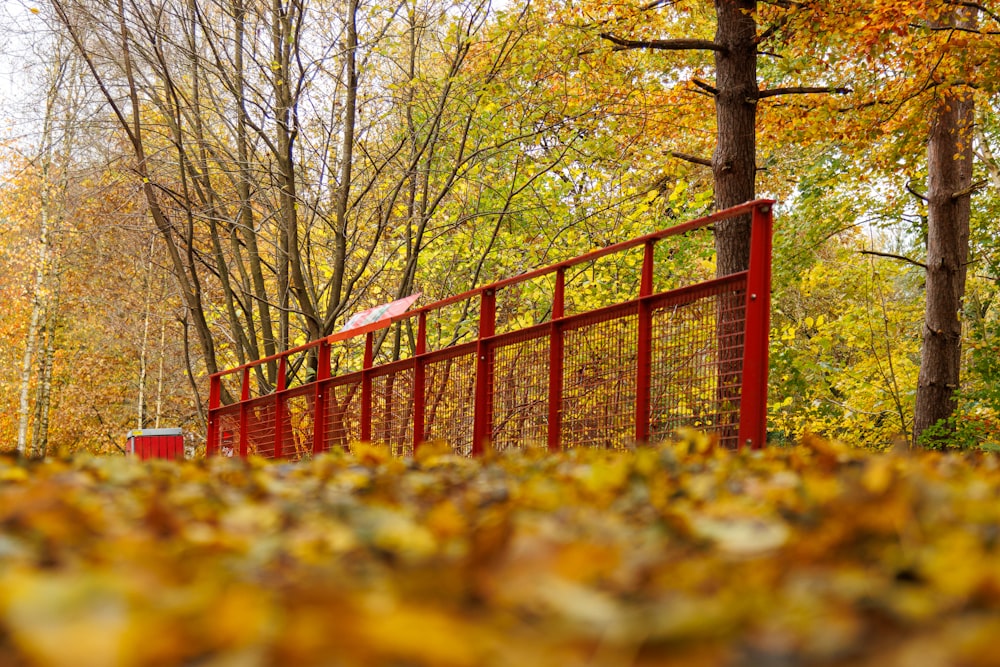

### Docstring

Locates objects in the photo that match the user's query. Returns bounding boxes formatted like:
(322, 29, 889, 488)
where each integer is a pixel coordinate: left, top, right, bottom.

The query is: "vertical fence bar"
(207, 375, 221, 456)
(238, 367, 250, 458)
(737, 203, 774, 450)
(312, 341, 330, 455)
(472, 288, 496, 456)
(635, 241, 655, 443)
(273, 356, 287, 458)
(547, 269, 565, 451)
(361, 332, 374, 442)
(413, 312, 427, 453)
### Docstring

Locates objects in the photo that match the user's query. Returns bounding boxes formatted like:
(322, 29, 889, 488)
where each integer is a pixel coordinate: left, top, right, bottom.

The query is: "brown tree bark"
(913, 86, 975, 444)
(712, 0, 758, 276)
(912, 5, 977, 446)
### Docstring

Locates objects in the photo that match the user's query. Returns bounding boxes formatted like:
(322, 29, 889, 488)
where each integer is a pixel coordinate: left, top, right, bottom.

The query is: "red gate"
(207, 200, 773, 458)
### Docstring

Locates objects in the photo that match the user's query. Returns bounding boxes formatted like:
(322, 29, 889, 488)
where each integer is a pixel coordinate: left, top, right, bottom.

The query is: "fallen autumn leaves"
(0, 435, 999, 667)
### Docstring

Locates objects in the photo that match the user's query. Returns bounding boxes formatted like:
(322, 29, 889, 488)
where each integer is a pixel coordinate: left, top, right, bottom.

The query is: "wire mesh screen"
(324, 380, 362, 450)
(284, 392, 315, 460)
(245, 401, 277, 457)
(562, 313, 638, 450)
(649, 282, 747, 448)
(372, 367, 415, 457)
(216, 408, 240, 456)
(490, 332, 550, 451)
(423, 351, 477, 455)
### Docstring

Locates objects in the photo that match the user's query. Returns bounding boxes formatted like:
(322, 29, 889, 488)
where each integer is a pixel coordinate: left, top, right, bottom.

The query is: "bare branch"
(669, 151, 712, 167)
(860, 250, 927, 269)
(906, 181, 929, 202)
(691, 78, 719, 96)
(952, 179, 988, 199)
(757, 86, 851, 100)
(599, 33, 727, 53)
(915, 22, 1000, 33)
(642, 0, 680, 9)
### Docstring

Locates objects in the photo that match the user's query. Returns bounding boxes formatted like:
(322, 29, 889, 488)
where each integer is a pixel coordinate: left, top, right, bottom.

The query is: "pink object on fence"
(207, 200, 774, 458)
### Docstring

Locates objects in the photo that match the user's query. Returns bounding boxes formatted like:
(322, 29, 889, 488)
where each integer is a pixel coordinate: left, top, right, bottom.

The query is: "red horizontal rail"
(207, 200, 775, 457)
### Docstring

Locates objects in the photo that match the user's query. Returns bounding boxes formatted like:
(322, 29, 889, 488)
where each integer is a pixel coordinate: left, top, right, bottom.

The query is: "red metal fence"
(207, 200, 774, 458)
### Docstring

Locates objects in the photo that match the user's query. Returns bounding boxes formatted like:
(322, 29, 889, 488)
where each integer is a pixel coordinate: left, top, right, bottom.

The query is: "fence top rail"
(209, 199, 775, 382)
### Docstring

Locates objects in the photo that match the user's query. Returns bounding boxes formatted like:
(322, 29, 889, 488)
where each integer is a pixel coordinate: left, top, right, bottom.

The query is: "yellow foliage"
(0, 442, 993, 665)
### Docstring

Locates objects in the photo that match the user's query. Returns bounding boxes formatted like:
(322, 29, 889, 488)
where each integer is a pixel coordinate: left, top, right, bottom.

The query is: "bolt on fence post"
(737, 202, 774, 450)
(413, 311, 427, 454)
(547, 268, 566, 452)
(472, 288, 496, 456)
(312, 340, 331, 456)
(635, 240, 656, 444)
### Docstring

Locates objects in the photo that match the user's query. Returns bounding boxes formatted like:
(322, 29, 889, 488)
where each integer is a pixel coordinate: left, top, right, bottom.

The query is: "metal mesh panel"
(216, 408, 240, 457)
(324, 380, 361, 451)
(372, 368, 415, 457)
(490, 333, 550, 451)
(562, 314, 638, 450)
(245, 400, 277, 457)
(424, 352, 476, 455)
(283, 392, 315, 460)
(649, 284, 746, 448)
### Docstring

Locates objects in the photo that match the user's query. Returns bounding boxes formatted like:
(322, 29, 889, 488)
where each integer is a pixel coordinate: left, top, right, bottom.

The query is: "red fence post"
(238, 368, 250, 457)
(413, 312, 427, 453)
(737, 202, 774, 450)
(472, 289, 496, 455)
(635, 241, 655, 444)
(312, 341, 330, 455)
(207, 375, 221, 456)
(274, 356, 287, 458)
(547, 269, 565, 452)
(361, 332, 374, 442)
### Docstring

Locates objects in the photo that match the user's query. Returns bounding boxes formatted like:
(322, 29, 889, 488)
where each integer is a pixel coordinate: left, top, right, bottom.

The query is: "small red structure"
(208, 200, 774, 458)
(126, 428, 185, 460)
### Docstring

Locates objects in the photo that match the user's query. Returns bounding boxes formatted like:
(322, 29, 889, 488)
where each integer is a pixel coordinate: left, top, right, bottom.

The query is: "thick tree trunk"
(913, 5, 976, 446)
(713, 0, 758, 446)
(712, 0, 757, 275)
(913, 88, 974, 444)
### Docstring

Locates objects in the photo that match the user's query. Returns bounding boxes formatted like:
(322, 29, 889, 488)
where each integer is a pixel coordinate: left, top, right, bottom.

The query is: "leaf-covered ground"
(0, 436, 999, 666)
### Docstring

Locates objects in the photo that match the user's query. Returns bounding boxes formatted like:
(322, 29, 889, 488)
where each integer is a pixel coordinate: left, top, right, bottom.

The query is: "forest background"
(2, 0, 998, 457)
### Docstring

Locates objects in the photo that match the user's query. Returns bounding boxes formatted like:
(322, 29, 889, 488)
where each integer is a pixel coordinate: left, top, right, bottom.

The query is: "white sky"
(1, 0, 47, 151)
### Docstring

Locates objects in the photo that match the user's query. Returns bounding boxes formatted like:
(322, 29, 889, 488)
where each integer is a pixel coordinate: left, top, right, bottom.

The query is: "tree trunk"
(712, 0, 757, 275)
(17, 68, 60, 458)
(31, 273, 60, 459)
(713, 0, 758, 446)
(913, 84, 975, 443)
(327, 0, 360, 332)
